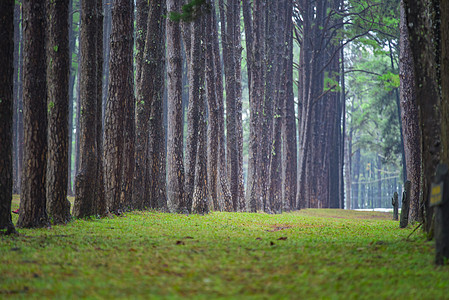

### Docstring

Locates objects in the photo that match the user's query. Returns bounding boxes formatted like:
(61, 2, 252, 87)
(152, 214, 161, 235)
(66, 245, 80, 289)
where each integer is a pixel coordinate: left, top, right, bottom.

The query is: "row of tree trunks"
(220, 0, 240, 212)
(212, 0, 233, 212)
(296, 0, 344, 209)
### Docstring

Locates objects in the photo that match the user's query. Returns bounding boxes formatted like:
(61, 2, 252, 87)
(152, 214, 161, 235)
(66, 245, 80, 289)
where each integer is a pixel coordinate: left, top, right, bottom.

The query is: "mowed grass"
(1, 195, 448, 299)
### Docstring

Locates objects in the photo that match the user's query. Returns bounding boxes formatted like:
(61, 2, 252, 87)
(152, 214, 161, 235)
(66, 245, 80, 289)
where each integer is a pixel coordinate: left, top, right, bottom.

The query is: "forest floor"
(1, 195, 448, 299)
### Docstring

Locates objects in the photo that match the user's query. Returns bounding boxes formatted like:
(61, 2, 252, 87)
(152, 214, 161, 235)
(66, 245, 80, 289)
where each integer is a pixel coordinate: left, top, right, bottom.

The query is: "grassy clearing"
(1, 196, 448, 299)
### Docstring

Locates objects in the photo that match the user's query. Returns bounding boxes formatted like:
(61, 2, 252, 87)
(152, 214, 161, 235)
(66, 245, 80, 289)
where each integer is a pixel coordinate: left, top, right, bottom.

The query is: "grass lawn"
(1, 195, 448, 299)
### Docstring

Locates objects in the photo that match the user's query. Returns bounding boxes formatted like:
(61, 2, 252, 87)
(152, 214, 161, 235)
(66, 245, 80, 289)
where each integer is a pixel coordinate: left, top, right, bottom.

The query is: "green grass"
(1, 195, 448, 299)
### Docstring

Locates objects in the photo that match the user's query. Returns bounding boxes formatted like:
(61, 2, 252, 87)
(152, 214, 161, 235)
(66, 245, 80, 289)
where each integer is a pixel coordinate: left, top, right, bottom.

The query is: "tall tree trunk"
(134, 0, 167, 210)
(166, 0, 186, 213)
(220, 0, 239, 211)
(74, 0, 100, 218)
(246, 0, 266, 212)
(184, 14, 204, 213)
(95, 0, 106, 216)
(133, 0, 150, 210)
(441, 0, 449, 185)
(17, 21, 24, 197)
(17, 0, 49, 228)
(282, 0, 297, 212)
(0, 0, 17, 234)
(213, 3, 232, 211)
(46, 0, 71, 224)
(104, 0, 134, 214)
(147, 0, 167, 210)
(399, 0, 421, 222)
(205, 1, 220, 211)
(404, 0, 441, 233)
(67, 0, 76, 197)
(12, 3, 20, 195)
(192, 19, 208, 214)
(232, 0, 245, 212)
(120, 0, 135, 211)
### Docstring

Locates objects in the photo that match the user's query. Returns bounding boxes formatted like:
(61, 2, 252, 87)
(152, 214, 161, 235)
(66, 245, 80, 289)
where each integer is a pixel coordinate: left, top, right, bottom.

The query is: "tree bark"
(166, 0, 186, 213)
(94, 0, 106, 216)
(74, 0, 100, 218)
(204, 1, 220, 211)
(212, 3, 232, 211)
(120, 1, 135, 211)
(246, 0, 266, 212)
(192, 20, 208, 214)
(282, 0, 297, 211)
(403, 0, 441, 233)
(220, 0, 240, 212)
(104, 0, 134, 214)
(399, 0, 421, 222)
(135, 0, 148, 88)
(46, 0, 72, 224)
(184, 14, 204, 213)
(17, 0, 49, 228)
(0, 0, 17, 234)
(147, 0, 167, 210)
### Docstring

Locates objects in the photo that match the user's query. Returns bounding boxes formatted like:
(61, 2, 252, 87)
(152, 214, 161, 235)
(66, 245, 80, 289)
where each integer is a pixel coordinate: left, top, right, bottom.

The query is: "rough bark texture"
(135, 0, 149, 88)
(404, 0, 441, 233)
(220, 0, 239, 212)
(12, 3, 20, 195)
(440, 0, 449, 206)
(46, 0, 72, 224)
(0, 0, 16, 234)
(399, 0, 421, 223)
(95, 0, 106, 217)
(67, 0, 75, 196)
(104, 0, 134, 214)
(192, 21, 208, 214)
(282, 0, 297, 212)
(246, 0, 266, 212)
(166, 0, 186, 213)
(120, 1, 135, 211)
(212, 3, 232, 211)
(184, 15, 203, 212)
(17, 0, 50, 228)
(74, 0, 100, 218)
(205, 2, 220, 211)
(147, 1, 167, 210)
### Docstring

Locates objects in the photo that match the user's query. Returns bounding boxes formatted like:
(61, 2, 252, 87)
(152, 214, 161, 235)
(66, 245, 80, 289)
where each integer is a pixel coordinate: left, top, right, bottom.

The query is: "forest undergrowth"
(1, 195, 448, 299)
